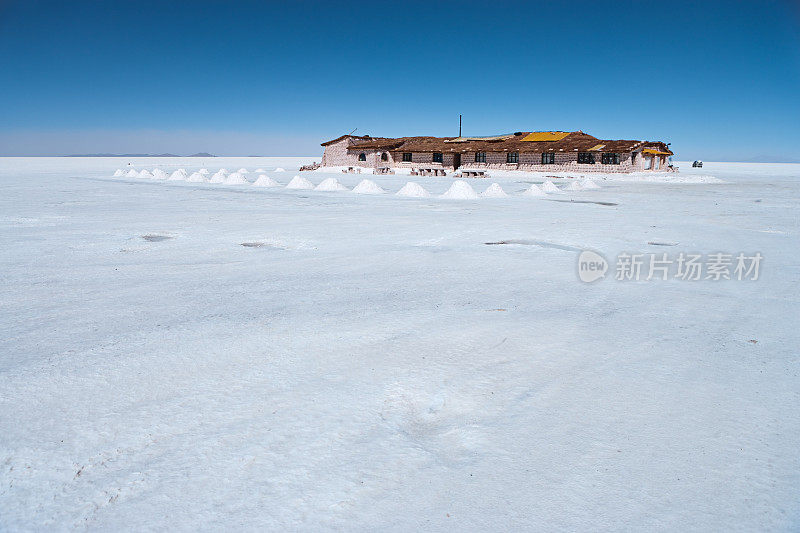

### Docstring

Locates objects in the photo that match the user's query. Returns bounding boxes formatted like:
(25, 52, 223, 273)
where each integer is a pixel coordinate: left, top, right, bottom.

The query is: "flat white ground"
(1, 157, 798, 530)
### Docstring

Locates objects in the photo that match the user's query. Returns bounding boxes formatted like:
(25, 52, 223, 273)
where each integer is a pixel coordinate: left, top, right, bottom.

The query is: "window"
(541, 153, 555, 165)
(507, 152, 519, 164)
(578, 152, 595, 164)
(358, 152, 366, 161)
(601, 153, 620, 165)
(433, 152, 443, 163)
(402, 152, 412, 162)
(381, 152, 388, 162)
(474, 152, 486, 163)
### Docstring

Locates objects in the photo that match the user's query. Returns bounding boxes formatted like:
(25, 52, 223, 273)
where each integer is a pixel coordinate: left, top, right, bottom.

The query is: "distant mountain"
(65, 153, 215, 157)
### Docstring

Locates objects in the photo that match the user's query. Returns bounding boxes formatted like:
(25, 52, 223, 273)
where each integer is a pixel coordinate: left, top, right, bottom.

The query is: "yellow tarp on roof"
(521, 131, 571, 142)
(587, 144, 606, 151)
(642, 148, 671, 156)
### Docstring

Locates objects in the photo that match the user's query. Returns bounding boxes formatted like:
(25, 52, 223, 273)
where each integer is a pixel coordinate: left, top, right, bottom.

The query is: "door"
(453, 153, 461, 169)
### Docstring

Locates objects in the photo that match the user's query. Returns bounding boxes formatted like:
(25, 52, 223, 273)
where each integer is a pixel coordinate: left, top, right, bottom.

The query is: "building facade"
(320, 131, 674, 173)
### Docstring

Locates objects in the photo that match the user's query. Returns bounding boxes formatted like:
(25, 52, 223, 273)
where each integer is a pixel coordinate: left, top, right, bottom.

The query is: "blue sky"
(1, 0, 798, 160)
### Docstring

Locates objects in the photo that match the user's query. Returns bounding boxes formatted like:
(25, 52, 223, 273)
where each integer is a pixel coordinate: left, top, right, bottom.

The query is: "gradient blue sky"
(1, 0, 799, 160)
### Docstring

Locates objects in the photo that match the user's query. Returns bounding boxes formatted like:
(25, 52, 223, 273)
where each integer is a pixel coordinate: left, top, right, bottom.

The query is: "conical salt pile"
(198, 168, 210, 175)
(441, 180, 479, 199)
(254, 168, 266, 173)
(210, 170, 227, 183)
(187, 172, 207, 182)
(225, 172, 249, 185)
(237, 168, 249, 174)
(285, 175, 315, 189)
(274, 167, 286, 172)
(541, 180, 562, 193)
(126, 169, 139, 178)
(352, 179, 385, 194)
(481, 183, 508, 198)
(315, 177, 349, 191)
(217, 168, 228, 174)
(581, 178, 600, 189)
(522, 184, 547, 197)
(253, 175, 280, 187)
(565, 180, 583, 191)
(152, 169, 168, 179)
(113, 169, 125, 177)
(396, 182, 430, 197)
(138, 169, 153, 179)
(169, 169, 188, 181)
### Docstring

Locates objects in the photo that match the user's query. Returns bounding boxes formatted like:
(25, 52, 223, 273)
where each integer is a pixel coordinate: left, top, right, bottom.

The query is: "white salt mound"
(209, 171, 227, 183)
(152, 169, 168, 179)
(113, 169, 125, 177)
(217, 168, 228, 174)
(138, 169, 153, 179)
(541, 180, 562, 193)
(225, 172, 249, 185)
(481, 183, 508, 198)
(274, 167, 286, 172)
(352, 179, 385, 194)
(237, 168, 249, 174)
(198, 168, 210, 175)
(286, 175, 315, 190)
(254, 168, 266, 172)
(441, 180, 479, 199)
(253, 175, 280, 187)
(565, 180, 584, 191)
(315, 177, 349, 191)
(187, 172, 207, 183)
(169, 169, 188, 181)
(126, 169, 139, 178)
(522, 184, 547, 197)
(581, 178, 601, 189)
(396, 182, 430, 198)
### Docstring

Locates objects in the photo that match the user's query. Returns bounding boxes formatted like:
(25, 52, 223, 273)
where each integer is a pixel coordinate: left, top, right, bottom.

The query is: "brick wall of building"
(320, 138, 351, 166)
(389, 151, 453, 169)
(450, 150, 638, 173)
(322, 139, 398, 168)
